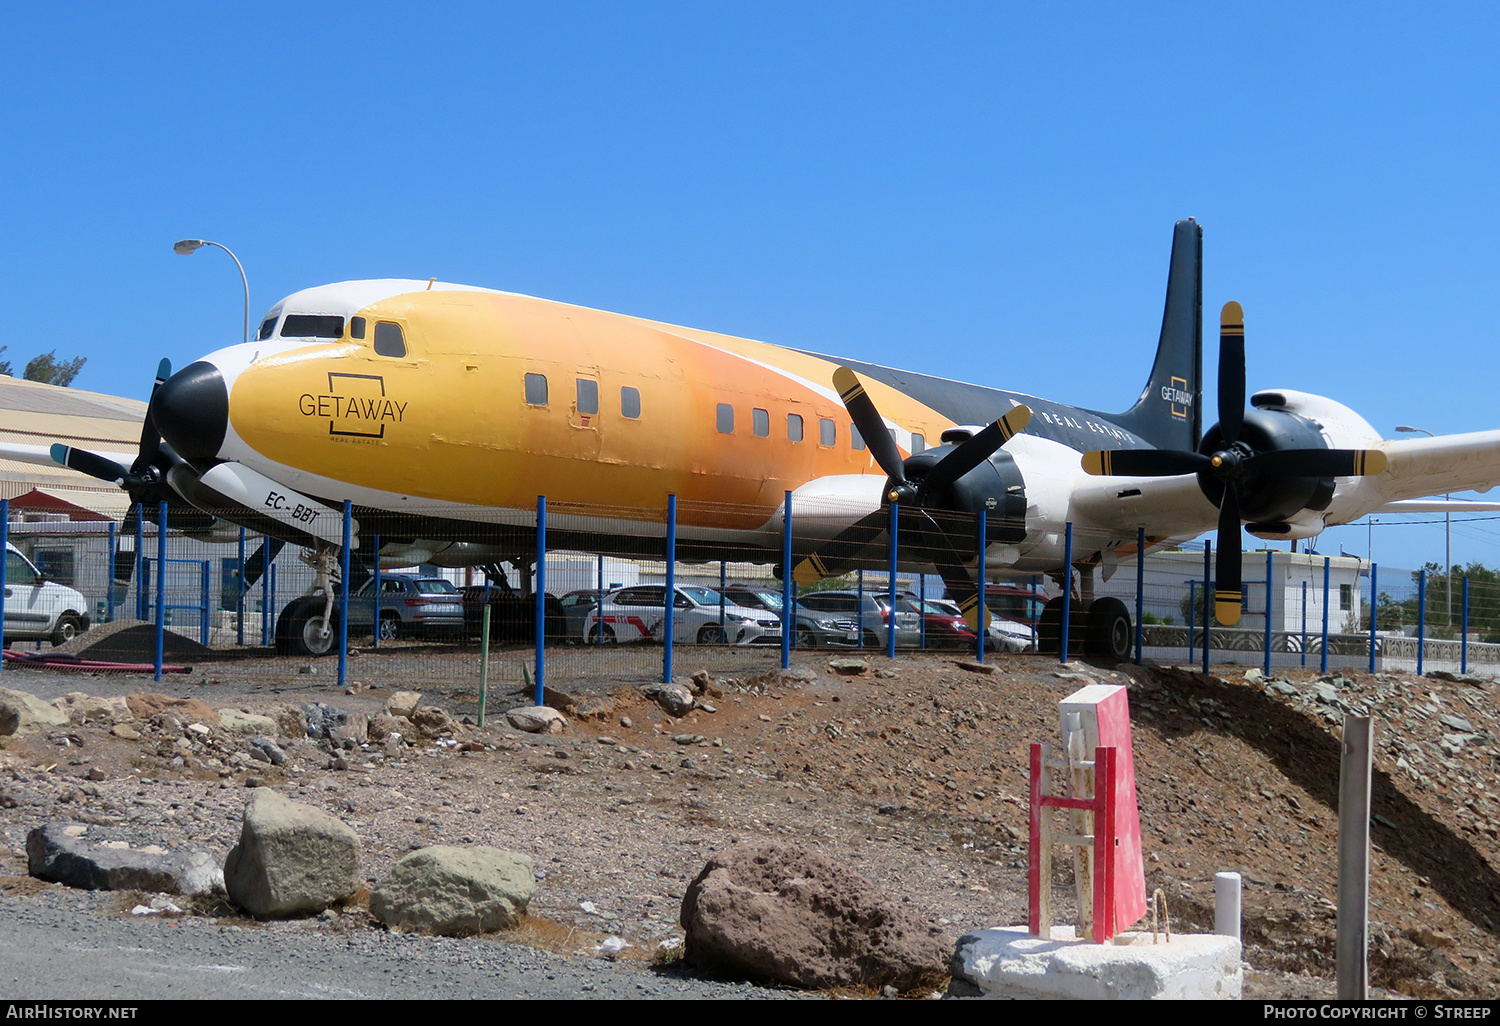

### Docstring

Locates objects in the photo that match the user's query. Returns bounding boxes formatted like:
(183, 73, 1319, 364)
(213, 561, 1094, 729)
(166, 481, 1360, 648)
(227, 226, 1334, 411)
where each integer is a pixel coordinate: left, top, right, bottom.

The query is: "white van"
(4, 543, 90, 646)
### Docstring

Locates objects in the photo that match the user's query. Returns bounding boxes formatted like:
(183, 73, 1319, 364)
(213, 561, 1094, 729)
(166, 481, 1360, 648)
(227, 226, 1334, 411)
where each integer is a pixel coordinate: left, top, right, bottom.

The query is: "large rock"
(124, 693, 219, 723)
(370, 846, 536, 935)
(223, 788, 360, 917)
(301, 702, 366, 742)
(680, 842, 951, 992)
(27, 822, 222, 895)
(0, 687, 70, 735)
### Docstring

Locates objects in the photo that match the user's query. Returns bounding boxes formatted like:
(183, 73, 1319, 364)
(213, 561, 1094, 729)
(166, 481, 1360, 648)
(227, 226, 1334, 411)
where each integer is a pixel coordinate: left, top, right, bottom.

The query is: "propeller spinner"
(1081, 302, 1387, 626)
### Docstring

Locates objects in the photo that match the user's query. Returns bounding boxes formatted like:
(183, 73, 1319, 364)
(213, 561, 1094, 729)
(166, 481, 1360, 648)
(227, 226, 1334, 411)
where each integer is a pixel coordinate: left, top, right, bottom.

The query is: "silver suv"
(347, 573, 464, 641)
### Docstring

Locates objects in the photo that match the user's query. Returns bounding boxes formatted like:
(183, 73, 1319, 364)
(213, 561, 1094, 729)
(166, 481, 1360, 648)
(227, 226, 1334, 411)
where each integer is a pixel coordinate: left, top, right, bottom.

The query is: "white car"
(4, 543, 91, 646)
(585, 585, 781, 645)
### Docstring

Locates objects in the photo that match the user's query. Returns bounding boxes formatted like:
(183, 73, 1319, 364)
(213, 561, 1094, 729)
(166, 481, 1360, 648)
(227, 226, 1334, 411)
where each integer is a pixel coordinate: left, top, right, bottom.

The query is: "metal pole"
(1416, 568, 1426, 678)
(1060, 522, 1073, 664)
(338, 500, 351, 691)
(235, 528, 245, 646)
(535, 496, 546, 704)
(1202, 539, 1211, 675)
(1188, 581, 1197, 654)
(371, 534, 382, 650)
(155, 502, 167, 682)
(663, 494, 676, 684)
(135, 505, 145, 622)
(1135, 527, 1145, 665)
(1264, 549, 1273, 677)
(594, 553, 604, 645)
(886, 501, 898, 659)
(106, 521, 115, 625)
(856, 569, 865, 649)
(1301, 580, 1308, 668)
(199, 561, 209, 647)
(781, 492, 792, 668)
(1368, 563, 1378, 674)
(1321, 557, 1331, 675)
(261, 535, 272, 647)
(0, 500, 8, 672)
(719, 560, 727, 648)
(976, 509, 987, 663)
(919, 571, 927, 651)
(1336, 715, 1374, 1000)
(478, 605, 491, 728)
(1462, 575, 1470, 675)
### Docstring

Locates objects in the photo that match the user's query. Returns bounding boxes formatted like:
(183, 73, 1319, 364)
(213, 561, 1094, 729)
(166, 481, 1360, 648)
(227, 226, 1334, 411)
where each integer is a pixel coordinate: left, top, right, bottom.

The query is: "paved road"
(0, 891, 795, 1001)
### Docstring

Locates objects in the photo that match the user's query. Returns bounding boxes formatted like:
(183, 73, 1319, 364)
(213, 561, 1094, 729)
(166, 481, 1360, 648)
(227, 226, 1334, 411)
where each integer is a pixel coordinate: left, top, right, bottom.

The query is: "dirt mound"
(67, 621, 216, 663)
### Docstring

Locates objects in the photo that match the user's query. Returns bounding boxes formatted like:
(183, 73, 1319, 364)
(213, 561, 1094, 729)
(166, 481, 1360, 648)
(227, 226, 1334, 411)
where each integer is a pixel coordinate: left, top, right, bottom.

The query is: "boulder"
(301, 703, 366, 742)
(505, 706, 566, 734)
(370, 846, 536, 935)
(0, 688, 70, 735)
(385, 691, 422, 719)
(642, 682, 695, 717)
(27, 822, 223, 895)
(218, 709, 279, 736)
(223, 787, 360, 917)
(680, 842, 950, 991)
(124, 693, 219, 723)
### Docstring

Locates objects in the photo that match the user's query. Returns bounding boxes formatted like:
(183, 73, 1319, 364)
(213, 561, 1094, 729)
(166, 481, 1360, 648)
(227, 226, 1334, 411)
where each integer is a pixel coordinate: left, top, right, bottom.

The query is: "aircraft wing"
(0, 442, 136, 476)
(1069, 471, 1216, 540)
(1374, 431, 1500, 503)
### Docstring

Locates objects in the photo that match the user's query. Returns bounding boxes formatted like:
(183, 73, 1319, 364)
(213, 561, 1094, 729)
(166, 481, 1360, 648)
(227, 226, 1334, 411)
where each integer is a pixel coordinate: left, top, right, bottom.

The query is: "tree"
(0, 345, 10, 376)
(1361, 561, 1500, 642)
(21, 351, 86, 387)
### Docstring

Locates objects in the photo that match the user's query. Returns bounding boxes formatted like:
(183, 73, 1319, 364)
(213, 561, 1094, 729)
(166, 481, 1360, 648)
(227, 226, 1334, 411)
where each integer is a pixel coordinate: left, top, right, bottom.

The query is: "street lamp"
(173, 239, 250, 343)
(1396, 425, 1452, 629)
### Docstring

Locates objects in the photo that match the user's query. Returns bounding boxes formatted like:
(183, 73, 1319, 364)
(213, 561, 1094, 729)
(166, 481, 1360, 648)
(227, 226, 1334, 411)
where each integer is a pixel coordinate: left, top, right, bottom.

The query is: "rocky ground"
(0, 636, 1494, 1000)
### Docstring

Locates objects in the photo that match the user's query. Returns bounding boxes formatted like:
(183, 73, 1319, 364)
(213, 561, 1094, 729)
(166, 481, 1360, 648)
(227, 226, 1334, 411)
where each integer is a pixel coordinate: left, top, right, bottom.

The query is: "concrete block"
(952, 925, 1241, 1000)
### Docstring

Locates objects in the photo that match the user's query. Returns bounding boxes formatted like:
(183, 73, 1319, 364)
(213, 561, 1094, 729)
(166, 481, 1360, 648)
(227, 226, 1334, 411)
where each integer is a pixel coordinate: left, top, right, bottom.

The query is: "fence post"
(975, 509, 987, 663)
(338, 500, 351, 692)
(237, 527, 246, 646)
(1060, 522, 1073, 664)
(886, 501, 898, 659)
(1202, 539, 1211, 675)
(719, 560, 728, 649)
(1188, 580, 1197, 654)
(1462, 576, 1469, 675)
(107, 522, 116, 626)
(1135, 527, 1145, 665)
(1301, 580, 1308, 667)
(199, 561, 210, 648)
(371, 534, 382, 650)
(535, 495, 546, 704)
(594, 553, 604, 645)
(781, 492, 792, 669)
(1368, 563, 1378, 674)
(155, 502, 167, 682)
(918, 571, 927, 651)
(1321, 556, 1331, 675)
(0, 499, 8, 672)
(663, 494, 676, 685)
(856, 569, 865, 649)
(1416, 568, 1426, 678)
(135, 505, 145, 622)
(1264, 549, 1274, 677)
(262, 537, 273, 646)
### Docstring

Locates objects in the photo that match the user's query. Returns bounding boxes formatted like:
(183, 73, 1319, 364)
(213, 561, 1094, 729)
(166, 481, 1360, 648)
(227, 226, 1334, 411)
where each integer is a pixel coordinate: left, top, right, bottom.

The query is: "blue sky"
(3, 2, 1497, 573)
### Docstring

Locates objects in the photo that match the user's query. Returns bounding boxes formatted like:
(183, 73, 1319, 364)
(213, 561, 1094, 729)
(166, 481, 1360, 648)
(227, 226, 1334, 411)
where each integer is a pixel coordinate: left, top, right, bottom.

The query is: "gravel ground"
(0, 639, 1494, 1000)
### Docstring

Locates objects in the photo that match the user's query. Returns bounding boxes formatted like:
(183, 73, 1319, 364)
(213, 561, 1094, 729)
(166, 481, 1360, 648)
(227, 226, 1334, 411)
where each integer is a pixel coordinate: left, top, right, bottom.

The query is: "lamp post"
(1396, 425, 1451, 629)
(173, 239, 250, 343)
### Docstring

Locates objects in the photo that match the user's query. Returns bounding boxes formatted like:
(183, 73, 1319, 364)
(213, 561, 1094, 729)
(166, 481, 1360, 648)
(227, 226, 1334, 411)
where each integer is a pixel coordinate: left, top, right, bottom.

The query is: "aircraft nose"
(152, 360, 228, 462)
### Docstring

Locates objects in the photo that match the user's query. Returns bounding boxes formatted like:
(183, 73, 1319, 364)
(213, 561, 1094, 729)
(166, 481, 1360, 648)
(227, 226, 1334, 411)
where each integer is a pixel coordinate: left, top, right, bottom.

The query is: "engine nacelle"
(895, 447, 1027, 542)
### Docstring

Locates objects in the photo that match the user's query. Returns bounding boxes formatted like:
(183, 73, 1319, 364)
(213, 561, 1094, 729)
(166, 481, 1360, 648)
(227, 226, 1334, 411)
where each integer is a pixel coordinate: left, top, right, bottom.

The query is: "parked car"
(3, 543, 91, 646)
(459, 584, 567, 643)
(793, 590, 925, 648)
(718, 584, 851, 648)
(905, 597, 982, 650)
(585, 585, 780, 645)
(925, 596, 1035, 652)
(346, 573, 465, 641)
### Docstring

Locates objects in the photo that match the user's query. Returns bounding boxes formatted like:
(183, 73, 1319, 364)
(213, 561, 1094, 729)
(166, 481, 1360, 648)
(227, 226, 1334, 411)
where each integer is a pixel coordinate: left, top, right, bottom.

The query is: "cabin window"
(350, 317, 366, 340)
(819, 418, 836, 446)
(373, 321, 406, 358)
(525, 373, 549, 406)
(1340, 584, 1353, 611)
(576, 378, 599, 415)
(621, 386, 641, 419)
(753, 408, 770, 437)
(787, 413, 803, 442)
(912, 434, 924, 453)
(716, 403, 734, 433)
(851, 424, 865, 450)
(256, 315, 278, 341)
(281, 314, 346, 339)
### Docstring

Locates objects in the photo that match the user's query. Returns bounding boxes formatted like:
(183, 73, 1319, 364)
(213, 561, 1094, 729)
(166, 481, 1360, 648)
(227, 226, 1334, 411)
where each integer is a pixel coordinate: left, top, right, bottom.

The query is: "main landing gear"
(1036, 566, 1133, 661)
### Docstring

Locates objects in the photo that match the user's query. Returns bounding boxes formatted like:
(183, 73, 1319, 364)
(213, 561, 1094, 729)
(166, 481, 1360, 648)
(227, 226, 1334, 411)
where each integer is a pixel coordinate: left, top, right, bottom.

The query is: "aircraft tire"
(1086, 597, 1133, 660)
(1037, 597, 1085, 655)
(276, 597, 341, 657)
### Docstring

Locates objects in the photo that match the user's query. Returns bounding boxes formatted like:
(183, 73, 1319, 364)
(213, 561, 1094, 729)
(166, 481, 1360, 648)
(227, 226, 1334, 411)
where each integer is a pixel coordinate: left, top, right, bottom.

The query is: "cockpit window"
(350, 317, 366, 340)
(374, 321, 406, 358)
(256, 315, 278, 341)
(280, 314, 345, 338)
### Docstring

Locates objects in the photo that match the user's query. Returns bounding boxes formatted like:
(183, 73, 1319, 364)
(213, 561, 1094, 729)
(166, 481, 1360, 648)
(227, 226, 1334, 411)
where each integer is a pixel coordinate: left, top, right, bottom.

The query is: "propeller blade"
(908, 508, 988, 631)
(915, 406, 1032, 498)
(791, 510, 887, 586)
(50, 444, 131, 485)
(132, 358, 171, 476)
(1248, 448, 1388, 478)
(1081, 448, 1211, 477)
(832, 366, 907, 486)
(1218, 302, 1244, 445)
(114, 505, 140, 590)
(1214, 485, 1243, 626)
(243, 537, 287, 588)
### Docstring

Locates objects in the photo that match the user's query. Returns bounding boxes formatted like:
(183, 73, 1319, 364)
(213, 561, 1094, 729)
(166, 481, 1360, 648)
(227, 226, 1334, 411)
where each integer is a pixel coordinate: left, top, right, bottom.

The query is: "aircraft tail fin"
(1110, 219, 1203, 451)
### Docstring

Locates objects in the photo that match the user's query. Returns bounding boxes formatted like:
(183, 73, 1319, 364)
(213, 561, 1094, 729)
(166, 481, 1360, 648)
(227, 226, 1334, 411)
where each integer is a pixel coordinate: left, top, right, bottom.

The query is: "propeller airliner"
(13, 219, 1500, 658)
